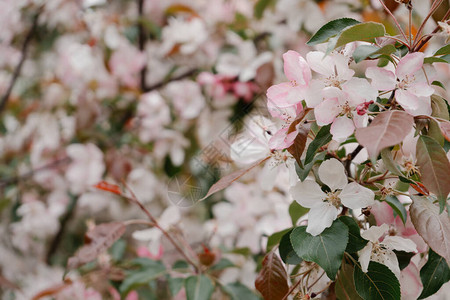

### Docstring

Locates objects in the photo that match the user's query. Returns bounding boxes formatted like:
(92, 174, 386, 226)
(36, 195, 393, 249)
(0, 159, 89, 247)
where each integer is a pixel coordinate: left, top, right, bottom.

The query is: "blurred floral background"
(0, 0, 449, 299)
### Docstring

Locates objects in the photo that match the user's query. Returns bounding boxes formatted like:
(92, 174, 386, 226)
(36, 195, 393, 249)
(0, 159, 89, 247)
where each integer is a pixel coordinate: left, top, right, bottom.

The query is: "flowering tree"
(0, 0, 449, 299)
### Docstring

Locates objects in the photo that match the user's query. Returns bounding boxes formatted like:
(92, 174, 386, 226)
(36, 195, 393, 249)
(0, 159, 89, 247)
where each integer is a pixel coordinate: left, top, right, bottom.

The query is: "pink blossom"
(366, 52, 434, 116)
(109, 42, 146, 88)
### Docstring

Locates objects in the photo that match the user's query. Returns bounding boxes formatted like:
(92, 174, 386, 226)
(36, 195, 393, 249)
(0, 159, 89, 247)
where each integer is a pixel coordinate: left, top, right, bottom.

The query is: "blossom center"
(324, 75, 343, 88)
(338, 101, 353, 118)
(325, 191, 341, 207)
(397, 75, 415, 90)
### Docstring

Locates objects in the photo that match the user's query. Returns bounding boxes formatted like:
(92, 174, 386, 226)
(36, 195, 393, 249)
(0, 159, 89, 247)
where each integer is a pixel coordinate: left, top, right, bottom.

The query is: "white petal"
(306, 203, 339, 236)
(396, 52, 424, 79)
(230, 136, 269, 164)
(290, 180, 326, 208)
(395, 89, 419, 111)
(358, 243, 373, 273)
(132, 228, 160, 242)
(343, 77, 377, 105)
(340, 182, 375, 209)
(304, 80, 325, 108)
(366, 67, 396, 91)
(318, 158, 347, 191)
(383, 236, 417, 253)
(330, 117, 355, 141)
(314, 98, 339, 126)
(306, 51, 334, 77)
(160, 206, 181, 228)
(373, 248, 401, 279)
(408, 82, 434, 97)
(361, 224, 389, 242)
(258, 158, 279, 191)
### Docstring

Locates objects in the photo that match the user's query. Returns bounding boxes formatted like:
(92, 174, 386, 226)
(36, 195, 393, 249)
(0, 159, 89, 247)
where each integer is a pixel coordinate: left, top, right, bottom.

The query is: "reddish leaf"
(410, 181, 430, 196)
(32, 280, 72, 300)
(200, 157, 270, 201)
(94, 181, 122, 195)
(67, 222, 126, 269)
(438, 120, 450, 142)
(255, 252, 289, 300)
(355, 111, 414, 158)
(410, 196, 450, 266)
(287, 109, 311, 166)
(416, 135, 450, 207)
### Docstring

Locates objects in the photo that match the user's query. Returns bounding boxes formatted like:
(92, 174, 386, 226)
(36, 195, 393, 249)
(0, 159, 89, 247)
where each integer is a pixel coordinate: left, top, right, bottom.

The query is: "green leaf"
(224, 282, 262, 300)
(432, 80, 446, 90)
(307, 18, 360, 45)
(279, 230, 302, 265)
(266, 228, 292, 252)
(339, 216, 367, 253)
(418, 249, 450, 299)
(354, 261, 401, 300)
(335, 263, 363, 300)
(335, 22, 386, 49)
(289, 201, 309, 225)
(109, 239, 126, 261)
(424, 56, 449, 64)
(416, 135, 450, 212)
(304, 124, 332, 165)
(210, 258, 235, 271)
(384, 196, 407, 225)
(185, 275, 215, 300)
(120, 261, 166, 296)
(394, 250, 415, 271)
(295, 151, 327, 182)
(380, 148, 403, 176)
(169, 277, 184, 297)
(254, 0, 274, 19)
(173, 260, 190, 270)
(431, 95, 450, 120)
(291, 220, 349, 279)
(352, 44, 396, 63)
(435, 44, 450, 56)
(428, 119, 445, 146)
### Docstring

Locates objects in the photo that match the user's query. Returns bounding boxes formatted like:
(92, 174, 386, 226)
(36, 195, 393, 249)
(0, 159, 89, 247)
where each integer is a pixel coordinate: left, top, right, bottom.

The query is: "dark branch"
(144, 68, 199, 92)
(345, 145, 363, 177)
(137, 0, 147, 92)
(0, 11, 40, 115)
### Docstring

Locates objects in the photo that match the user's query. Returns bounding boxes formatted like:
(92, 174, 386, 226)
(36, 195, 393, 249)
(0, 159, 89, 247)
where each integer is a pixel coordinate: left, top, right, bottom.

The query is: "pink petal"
(330, 116, 355, 141)
(408, 82, 434, 97)
(266, 82, 291, 107)
(343, 77, 377, 106)
(268, 128, 296, 150)
(400, 262, 422, 300)
(306, 51, 334, 77)
(366, 67, 396, 91)
(395, 89, 419, 111)
(314, 98, 339, 126)
(396, 52, 425, 79)
(304, 79, 326, 108)
(283, 50, 311, 86)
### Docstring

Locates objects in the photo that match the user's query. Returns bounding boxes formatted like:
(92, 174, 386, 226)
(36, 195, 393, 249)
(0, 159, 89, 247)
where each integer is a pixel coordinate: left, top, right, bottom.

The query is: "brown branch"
(414, 9, 450, 52)
(137, 0, 147, 92)
(345, 145, 363, 177)
(413, 0, 444, 48)
(0, 156, 71, 189)
(144, 68, 199, 92)
(0, 11, 40, 115)
(378, 0, 409, 48)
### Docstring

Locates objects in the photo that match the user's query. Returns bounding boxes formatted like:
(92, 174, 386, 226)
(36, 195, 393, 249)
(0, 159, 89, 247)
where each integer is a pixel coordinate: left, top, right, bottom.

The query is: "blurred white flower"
(137, 91, 171, 143)
(161, 17, 208, 55)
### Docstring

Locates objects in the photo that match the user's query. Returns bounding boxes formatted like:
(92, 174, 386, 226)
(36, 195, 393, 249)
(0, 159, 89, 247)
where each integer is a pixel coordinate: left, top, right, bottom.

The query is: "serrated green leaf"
(120, 261, 166, 296)
(185, 275, 215, 300)
(380, 148, 403, 176)
(307, 18, 360, 45)
(352, 44, 396, 63)
(354, 261, 400, 300)
(416, 135, 450, 212)
(435, 44, 450, 56)
(335, 263, 363, 300)
(279, 229, 302, 265)
(304, 124, 332, 165)
(418, 249, 450, 299)
(339, 216, 367, 253)
(266, 228, 292, 252)
(289, 201, 309, 225)
(224, 282, 262, 300)
(335, 22, 386, 49)
(384, 195, 407, 225)
(291, 220, 348, 279)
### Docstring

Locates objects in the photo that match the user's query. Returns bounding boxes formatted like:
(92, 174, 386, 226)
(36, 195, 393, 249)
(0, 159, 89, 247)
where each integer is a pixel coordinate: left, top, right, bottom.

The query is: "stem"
(124, 219, 155, 226)
(345, 145, 363, 177)
(281, 276, 303, 300)
(413, 0, 444, 49)
(144, 68, 199, 92)
(378, 0, 409, 48)
(408, 5, 413, 47)
(122, 182, 200, 272)
(137, 0, 147, 92)
(0, 10, 41, 115)
(414, 9, 450, 51)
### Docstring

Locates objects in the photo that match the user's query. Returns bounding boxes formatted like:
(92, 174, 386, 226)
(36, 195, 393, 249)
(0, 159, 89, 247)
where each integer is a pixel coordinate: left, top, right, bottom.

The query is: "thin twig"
(144, 69, 199, 92)
(378, 0, 409, 48)
(0, 11, 41, 114)
(345, 145, 363, 177)
(413, 0, 444, 49)
(414, 9, 450, 51)
(281, 276, 304, 300)
(0, 156, 71, 189)
(137, 0, 147, 92)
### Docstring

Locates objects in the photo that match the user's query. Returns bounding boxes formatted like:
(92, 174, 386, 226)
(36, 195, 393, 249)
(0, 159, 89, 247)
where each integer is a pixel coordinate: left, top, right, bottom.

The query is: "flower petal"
(396, 52, 424, 79)
(283, 50, 311, 86)
(340, 182, 375, 209)
(358, 243, 373, 273)
(330, 116, 355, 141)
(314, 98, 340, 126)
(383, 236, 417, 253)
(395, 89, 419, 111)
(361, 224, 389, 242)
(408, 82, 434, 97)
(372, 248, 401, 279)
(318, 158, 348, 191)
(366, 67, 396, 91)
(306, 51, 334, 77)
(306, 202, 339, 236)
(343, 77, 377, 106)
(304, 80, 326, 108)
(290, 179, 326, 208)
